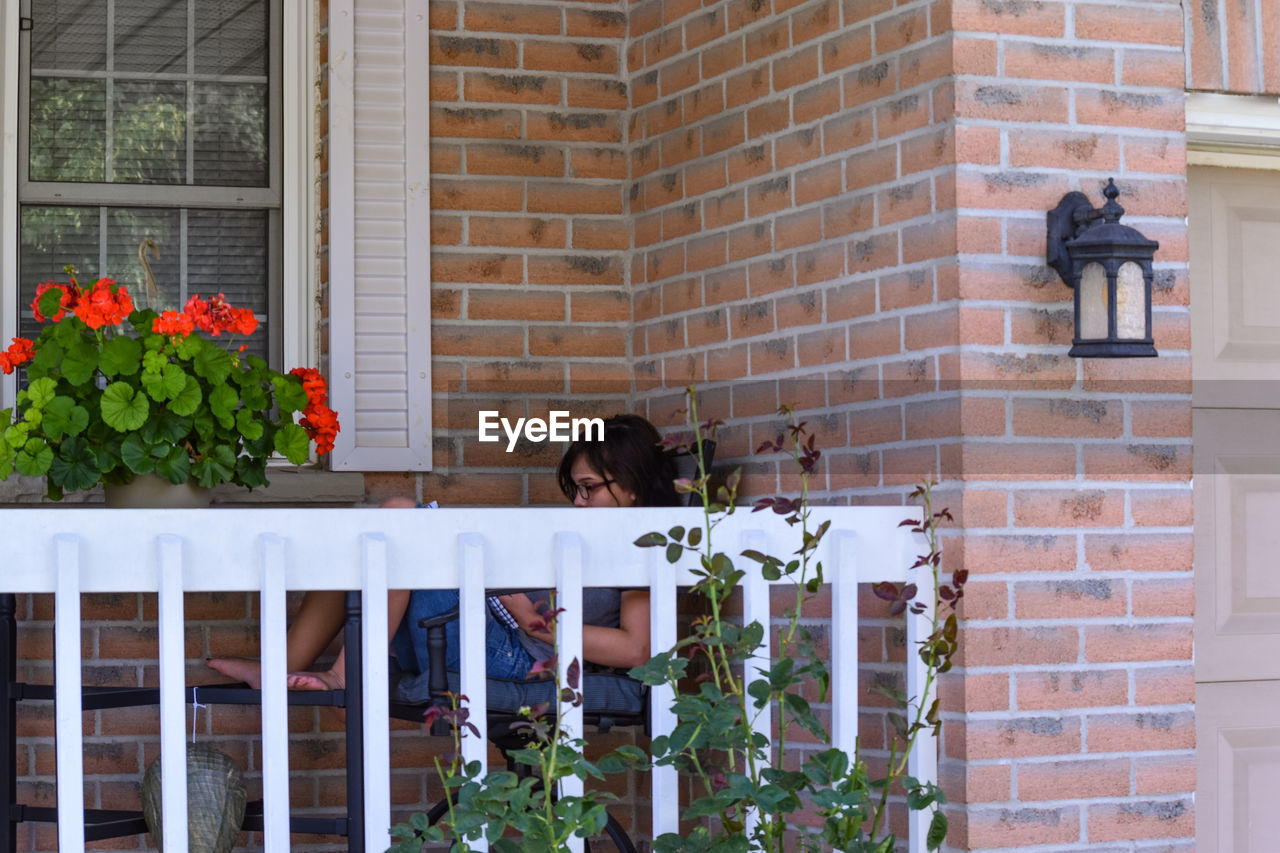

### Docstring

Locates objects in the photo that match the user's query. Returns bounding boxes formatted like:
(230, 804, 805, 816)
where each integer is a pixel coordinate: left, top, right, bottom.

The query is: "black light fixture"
(1046, 178, 1159, 358)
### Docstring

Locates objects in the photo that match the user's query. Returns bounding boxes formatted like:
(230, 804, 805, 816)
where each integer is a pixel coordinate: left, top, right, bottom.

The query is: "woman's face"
(570, 455, 636, 508)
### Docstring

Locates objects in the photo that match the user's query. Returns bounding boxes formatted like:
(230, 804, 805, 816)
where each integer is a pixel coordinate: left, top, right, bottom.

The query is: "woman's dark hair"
(557, 414, 680, 508)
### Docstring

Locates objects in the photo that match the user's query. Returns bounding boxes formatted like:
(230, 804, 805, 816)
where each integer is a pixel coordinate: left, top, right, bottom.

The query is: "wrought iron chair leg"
(344, 590, 365, 853)
(2, 594, 16, 853)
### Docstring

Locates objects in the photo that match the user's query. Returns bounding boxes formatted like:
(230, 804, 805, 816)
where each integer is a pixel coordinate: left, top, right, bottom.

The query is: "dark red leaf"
(872, 582, 899, 602)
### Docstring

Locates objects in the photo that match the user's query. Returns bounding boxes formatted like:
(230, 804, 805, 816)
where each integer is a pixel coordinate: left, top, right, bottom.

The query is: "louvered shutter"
(328, 0, 431, 471)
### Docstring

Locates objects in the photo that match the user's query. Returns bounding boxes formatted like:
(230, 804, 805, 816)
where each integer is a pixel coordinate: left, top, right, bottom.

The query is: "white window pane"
(29, 78, 106, 182)
(31, 2, 107, 73)
(188, 210, 271, 361)
(115, 0, 187, 74)
(20, 206, 271, 363)
(19, 207, 101, 341)
(112, 81, 186, 185)
(196, 0, 269, 76)
(106, 208, 182, 311)
(193, 83, 268, 187)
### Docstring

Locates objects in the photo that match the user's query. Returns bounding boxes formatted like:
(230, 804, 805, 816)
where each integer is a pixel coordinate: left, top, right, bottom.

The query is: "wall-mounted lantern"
(1046, 178, 1159, 358)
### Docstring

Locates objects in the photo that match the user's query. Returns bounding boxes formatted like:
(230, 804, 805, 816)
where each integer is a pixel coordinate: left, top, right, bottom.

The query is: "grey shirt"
(515, 588, 623, 664)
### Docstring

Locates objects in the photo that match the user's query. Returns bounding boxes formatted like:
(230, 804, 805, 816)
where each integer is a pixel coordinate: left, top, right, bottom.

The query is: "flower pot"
(142, 743, 247, 853)
(103, 474, 211, 508)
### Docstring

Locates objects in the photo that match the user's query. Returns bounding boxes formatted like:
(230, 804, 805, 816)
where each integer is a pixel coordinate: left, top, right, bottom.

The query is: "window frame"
(0, 1, 314, 408)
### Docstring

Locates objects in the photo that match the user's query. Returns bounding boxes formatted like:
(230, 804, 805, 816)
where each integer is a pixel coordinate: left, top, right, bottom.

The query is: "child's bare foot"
(287, 668, 345, 692)
(288, 668, 347, 722)
(207, 658, 264, 690)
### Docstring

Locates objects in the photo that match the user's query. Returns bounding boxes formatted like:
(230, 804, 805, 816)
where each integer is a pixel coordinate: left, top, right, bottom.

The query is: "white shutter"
(328, 0, 432, 471)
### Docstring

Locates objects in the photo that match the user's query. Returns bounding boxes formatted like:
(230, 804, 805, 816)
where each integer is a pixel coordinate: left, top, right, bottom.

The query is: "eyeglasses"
(571, 479, 616, 501)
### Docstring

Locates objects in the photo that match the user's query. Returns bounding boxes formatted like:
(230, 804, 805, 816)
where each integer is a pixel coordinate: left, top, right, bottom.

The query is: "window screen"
(19, 0, 279, 363)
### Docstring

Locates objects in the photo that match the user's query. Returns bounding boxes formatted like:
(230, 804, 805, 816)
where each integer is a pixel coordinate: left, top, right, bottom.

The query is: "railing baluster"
(53, 535, 83, 853)
(648, 548, 678, 841)
(456, 532, 489, 851)
(905, 531, 937, 853)
(741, 529, 770, 839)
(258, 534, 290, 852)
(554, 531, 585, 853)
(832, 531, 859, 759)
(157, 534, 189, 853)
(360, 534, 391, 853)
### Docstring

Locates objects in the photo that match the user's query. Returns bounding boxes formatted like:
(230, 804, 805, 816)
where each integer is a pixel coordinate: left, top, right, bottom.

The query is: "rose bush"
(0, 268, 339, 499)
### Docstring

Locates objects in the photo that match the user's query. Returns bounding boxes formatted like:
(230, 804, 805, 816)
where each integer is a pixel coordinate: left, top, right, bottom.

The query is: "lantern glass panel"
(1079, 262, 1108, 339)
(1116, 261, 1146, 339)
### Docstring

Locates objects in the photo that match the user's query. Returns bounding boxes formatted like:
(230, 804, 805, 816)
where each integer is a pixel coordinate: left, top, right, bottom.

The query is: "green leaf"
(273, 422, 310, 464)
(208, 383, 238, 427)
(169, 374, 202, 416)
(236, 407, 264, 441)
(149, 409, 193, 443)
(100, 382, 149, 431)
(192, 410, 216, 440)
(49, 436, 101, 492)
(193, 343, 233, 384)
(37, 287, 65, 320)
(141, 363, 187, 402)
(239, 379, 268, 411)
(665, 542, 683, 564)
(99, 335, 142, 377)
(633, 532, 667, 548)
(668, 525, 686, 542)
(120, 433, 157, 474)
(27, 339, 63, 379)
(927, 809, 948, 850)
(235, 454, 268, 489)
(156, 445, 193, 484)
(14, 440, 53, 477)
(271, 373, 308, 413)
(687, 526, 702, 547)
(26, 377, 57, 410)
(61, 341, 99, 386)
(142, 349, 168, 373)
(41, 397, 88, 441)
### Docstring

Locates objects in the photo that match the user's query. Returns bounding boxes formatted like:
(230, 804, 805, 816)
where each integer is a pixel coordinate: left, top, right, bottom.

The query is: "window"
(17, 0, 280, 365)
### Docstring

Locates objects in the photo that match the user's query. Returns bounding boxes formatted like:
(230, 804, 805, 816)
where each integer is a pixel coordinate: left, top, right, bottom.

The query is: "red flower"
(0, 337, 35, 375)
(151, 310, 195, 338)
(299, 403, 340, 455)
(183, 293, 258, 337)
(31, 282, 77, 323)
(289, 367, 328, 407)
(73, 278, 132, 329)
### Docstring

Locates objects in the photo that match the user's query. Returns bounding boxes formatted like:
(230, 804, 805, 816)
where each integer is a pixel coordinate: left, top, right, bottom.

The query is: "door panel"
(1194, 409, 1280, 682)
(1198, 681, 1280, 852)
(1192, 164, 1280, 852)
(1190, 167, 1280, 407)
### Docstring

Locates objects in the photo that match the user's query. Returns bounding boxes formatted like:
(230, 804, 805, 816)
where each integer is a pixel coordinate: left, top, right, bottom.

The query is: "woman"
(208, 414, 678, 699)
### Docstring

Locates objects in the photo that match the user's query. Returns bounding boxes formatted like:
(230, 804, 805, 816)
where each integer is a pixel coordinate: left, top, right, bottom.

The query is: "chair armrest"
(418, 606, 460, 729)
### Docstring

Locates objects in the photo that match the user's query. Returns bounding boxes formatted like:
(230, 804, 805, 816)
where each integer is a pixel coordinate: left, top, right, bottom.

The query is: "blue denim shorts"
(390, 589, 536, 704)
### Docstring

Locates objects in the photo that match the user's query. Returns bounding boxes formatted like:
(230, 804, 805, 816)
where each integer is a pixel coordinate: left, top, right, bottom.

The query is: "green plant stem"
(869, 481, 943, 841)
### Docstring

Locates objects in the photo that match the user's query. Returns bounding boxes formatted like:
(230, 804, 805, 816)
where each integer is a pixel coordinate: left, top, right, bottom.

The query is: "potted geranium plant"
(0, 268, 339, 501)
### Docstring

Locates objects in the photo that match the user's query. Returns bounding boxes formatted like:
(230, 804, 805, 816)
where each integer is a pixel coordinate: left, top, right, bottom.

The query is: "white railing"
(4, 505, 935, 853)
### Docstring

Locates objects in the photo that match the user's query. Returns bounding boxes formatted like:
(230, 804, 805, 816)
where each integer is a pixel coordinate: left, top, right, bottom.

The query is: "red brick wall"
(1187, 0, 1280, 94)
(410, 0, 637, 509)
(627, 0, 958, 496)
(944, 0, 1194, 848)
